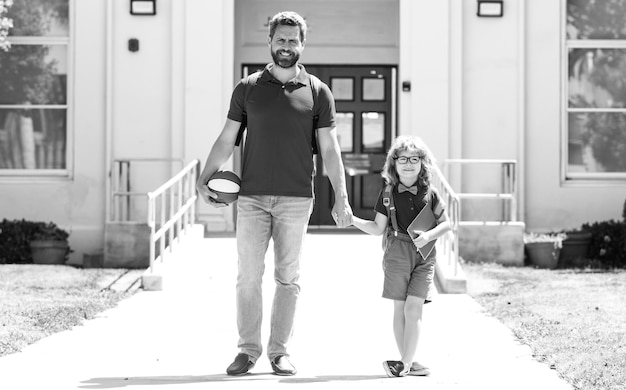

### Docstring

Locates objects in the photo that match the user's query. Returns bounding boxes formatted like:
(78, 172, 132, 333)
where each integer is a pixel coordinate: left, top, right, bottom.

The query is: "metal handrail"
(432, 164, 461, 277)
(110, 158, 185, 222)
(146, 159, 199, 273)
(442, 159, 517, 222)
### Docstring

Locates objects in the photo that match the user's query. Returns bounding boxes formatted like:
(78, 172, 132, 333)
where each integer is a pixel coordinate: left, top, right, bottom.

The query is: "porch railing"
(442, 159, 517, 222)
(146, 159, 199, 274)
(110, 158, 185, 222)
(432, 164, 461, 278)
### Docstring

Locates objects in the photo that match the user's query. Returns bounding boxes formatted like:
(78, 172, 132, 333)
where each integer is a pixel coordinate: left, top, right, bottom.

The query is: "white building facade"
(1, 0, 624, 264)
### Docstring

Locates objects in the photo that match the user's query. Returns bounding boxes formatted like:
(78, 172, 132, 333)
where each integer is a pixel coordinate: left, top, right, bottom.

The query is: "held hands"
(331, 197, 354, 228)
(412, 230, 431, 249)
(195, 179, 228, 208)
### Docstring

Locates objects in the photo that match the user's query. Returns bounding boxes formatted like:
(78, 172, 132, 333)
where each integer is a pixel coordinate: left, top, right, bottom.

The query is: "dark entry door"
(307, 65, 395, 225)
(241, 64, 396, 226)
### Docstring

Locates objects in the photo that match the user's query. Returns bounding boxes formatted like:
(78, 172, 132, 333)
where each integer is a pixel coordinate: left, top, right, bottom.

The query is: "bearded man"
(196, 11, 353, 376)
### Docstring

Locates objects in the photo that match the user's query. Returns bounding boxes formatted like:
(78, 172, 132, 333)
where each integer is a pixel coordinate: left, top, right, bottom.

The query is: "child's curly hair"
(381, 135, 436, 200)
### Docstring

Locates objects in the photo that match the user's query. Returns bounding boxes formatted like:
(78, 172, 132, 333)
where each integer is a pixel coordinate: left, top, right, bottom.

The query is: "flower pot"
(525, 242, 560, 269)
(29, 240, 69, 265)
(559, 231, 592, 268)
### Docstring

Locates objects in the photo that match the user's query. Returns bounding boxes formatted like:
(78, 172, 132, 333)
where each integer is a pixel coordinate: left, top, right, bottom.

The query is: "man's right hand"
(196, 180, 228, 208)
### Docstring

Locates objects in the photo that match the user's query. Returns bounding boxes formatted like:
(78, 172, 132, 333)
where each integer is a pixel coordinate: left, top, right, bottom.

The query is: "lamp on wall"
(130, 0, 156, 16)
(477, 0, 503, 17)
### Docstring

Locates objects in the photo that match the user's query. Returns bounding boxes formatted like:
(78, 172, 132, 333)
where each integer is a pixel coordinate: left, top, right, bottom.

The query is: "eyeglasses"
(393, 156, 422, 164)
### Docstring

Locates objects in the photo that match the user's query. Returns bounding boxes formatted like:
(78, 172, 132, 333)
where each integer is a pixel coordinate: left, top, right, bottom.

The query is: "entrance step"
(104, 222, 150, 268)
(459, 221, 525, 266)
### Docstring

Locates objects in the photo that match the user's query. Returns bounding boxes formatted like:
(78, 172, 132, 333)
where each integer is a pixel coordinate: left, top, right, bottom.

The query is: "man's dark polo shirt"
(227, 64, 336, 197)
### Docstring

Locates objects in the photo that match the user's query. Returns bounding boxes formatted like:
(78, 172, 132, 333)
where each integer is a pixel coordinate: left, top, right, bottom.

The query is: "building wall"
(398, 0, 450, 162)
(525, 0, 625, 231)
(185, 0, 235, 231)
(97, 0, 626, 237)
(0, 0, 109, 265)
(106, 0, 236, 234)
(234, 0, 399, 67)
(458, 0, 524, 222)
(1, 0, 624, 264)
(429, 0, 625, 230)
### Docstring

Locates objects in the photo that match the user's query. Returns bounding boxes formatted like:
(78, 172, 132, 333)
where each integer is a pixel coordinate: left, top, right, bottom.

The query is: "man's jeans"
(235, 195, 313, 361)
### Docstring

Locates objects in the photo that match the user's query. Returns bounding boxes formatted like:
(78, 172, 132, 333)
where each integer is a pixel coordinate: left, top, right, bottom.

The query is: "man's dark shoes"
(271, 355, 297, 376)
(226, 353, 255, 376)
(383, 360, 408, 377)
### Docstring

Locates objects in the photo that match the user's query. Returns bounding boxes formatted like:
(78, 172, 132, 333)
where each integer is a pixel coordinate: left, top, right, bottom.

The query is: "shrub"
(581, 219, 626, 269)
(0, 219, 69, 264)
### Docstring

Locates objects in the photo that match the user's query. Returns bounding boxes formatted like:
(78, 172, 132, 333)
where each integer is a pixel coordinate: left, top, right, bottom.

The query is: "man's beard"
(271, 49, 300, 69)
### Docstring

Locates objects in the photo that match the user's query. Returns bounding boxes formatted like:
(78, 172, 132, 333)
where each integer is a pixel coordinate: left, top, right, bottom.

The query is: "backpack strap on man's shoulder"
(309, 75, 322, 154)
(235, 72, 262, 147)
(382, 183, 399, 233)
(236, 72, 323, 153)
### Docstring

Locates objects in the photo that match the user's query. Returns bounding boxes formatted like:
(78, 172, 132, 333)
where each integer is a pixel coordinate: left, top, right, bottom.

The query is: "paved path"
(0, 233, 572, 389)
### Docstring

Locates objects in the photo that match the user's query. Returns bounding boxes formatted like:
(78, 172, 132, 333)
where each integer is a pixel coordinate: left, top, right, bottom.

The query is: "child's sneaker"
(382, 360, 409, 377)
(408, 361, 431, 376)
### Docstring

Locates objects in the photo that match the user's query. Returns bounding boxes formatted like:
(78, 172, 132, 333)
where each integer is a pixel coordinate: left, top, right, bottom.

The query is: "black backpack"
(234, 71, 323, 154)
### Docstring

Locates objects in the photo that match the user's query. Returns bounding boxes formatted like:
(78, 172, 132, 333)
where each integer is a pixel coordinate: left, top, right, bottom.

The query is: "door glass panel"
(361, 175, 383, 211)
(331, 77, 354, 101)
(362, 112, 385, 152)
(336, 112, 354, 152)
(362, 78, 385, 101)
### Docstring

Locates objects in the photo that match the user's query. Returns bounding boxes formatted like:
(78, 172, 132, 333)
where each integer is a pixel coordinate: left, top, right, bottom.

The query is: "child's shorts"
(382, 234, 436, 302)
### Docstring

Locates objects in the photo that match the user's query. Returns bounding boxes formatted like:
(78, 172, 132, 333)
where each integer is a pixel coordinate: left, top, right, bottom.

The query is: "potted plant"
(524, 232, 566, 269)
(559, 228, 592, 268)
(29, 222, 70, 265)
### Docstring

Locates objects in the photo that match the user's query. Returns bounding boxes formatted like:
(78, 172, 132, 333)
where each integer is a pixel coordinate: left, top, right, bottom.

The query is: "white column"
(185, 0, 235, 231)
(399, 0, 451, 160)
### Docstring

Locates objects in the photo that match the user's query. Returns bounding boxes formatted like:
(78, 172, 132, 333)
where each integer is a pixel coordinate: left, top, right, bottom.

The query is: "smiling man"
(196, 11, 353, 376)
(270, 21, 302, 68)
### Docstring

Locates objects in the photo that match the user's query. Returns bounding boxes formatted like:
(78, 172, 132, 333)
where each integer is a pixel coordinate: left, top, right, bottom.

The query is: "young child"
(351, 135, 451, 377)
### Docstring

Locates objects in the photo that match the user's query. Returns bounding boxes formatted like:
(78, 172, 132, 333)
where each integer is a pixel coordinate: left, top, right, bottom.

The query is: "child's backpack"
(234, 71, 322, 154)
(381, 183, 398, 250)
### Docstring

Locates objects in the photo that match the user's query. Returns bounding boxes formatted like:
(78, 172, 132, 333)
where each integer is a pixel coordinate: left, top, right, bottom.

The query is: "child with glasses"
(351, 135, 451, 377)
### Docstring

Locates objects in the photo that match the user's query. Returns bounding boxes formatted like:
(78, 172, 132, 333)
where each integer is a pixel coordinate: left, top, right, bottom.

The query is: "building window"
(0, 0, 70, 175)
(565, 0, 626, 181)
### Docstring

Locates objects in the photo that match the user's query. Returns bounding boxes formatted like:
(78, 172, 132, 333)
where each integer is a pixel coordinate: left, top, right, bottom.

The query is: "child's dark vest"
(234, 71, 323, 154)
(381, 183, 434, 248)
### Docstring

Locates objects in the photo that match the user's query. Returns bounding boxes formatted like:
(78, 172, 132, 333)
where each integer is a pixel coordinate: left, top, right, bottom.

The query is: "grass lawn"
(463, 262, 626, 390)
(0, 264, 136, 357)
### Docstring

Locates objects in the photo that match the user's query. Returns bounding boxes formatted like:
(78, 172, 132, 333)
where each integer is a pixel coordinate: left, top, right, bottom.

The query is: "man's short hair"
(268, 11, 307, 42)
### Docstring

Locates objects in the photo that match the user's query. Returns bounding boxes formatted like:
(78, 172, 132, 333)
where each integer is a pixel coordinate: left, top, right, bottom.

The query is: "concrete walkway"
(0, 233, 572, 389)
